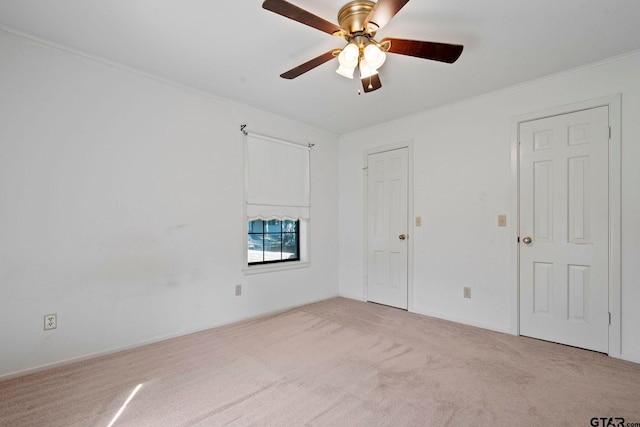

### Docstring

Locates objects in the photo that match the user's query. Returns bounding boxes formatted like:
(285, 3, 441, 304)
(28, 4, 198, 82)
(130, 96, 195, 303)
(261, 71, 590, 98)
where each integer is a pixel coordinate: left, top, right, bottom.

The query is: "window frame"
(243, 219, 309, 275)
(247, 219, 300, 266)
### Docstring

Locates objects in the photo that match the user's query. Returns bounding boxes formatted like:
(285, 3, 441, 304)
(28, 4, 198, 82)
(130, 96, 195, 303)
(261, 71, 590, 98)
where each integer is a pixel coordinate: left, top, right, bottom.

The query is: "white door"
(519, 106, 609, 352)
(367, 148, 409, 309)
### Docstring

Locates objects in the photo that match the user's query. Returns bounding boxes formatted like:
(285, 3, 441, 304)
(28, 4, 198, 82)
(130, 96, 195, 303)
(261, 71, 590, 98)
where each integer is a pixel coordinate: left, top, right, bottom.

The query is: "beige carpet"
(1, 297, 639, 426)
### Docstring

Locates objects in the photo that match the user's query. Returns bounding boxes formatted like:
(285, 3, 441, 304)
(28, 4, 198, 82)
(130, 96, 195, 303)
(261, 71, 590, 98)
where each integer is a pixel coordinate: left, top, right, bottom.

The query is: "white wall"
(2, 25, 638, 379)
(0, 30, 340, 378)
(338, 51, 640, 363)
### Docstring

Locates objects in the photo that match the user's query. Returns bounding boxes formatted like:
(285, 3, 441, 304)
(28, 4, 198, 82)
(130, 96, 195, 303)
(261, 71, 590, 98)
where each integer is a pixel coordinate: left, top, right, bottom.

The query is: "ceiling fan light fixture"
(364, 43, 386, 69)
(262, 0, 464, 91)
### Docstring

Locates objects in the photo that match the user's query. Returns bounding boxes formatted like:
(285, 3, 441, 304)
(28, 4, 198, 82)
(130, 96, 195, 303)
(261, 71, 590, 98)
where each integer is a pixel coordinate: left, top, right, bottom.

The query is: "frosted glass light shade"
(339, 42, 359, 66)
(336, 42, 359, 79)
(364, 44, 386, 69)
(336, 64, 356, 79)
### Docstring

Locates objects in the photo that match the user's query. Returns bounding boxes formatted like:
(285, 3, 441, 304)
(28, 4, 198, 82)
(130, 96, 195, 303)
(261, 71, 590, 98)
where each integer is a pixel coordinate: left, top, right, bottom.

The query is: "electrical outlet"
(44, 314, 57, 330)
(415, 216, 422, 227)
(498, 214, 507, 227)
(464, 287, 471, 299)
(235, 284, 242, 296)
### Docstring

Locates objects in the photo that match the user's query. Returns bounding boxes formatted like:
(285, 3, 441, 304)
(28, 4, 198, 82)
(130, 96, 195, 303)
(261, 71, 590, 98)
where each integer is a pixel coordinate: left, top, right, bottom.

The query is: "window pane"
(282, 220, 297, 232)
(265, 219, 281, 233)
(248, 234, 264, 250)
(247, 234, 264, 264)
(282, 233, 298, 260)
(263, 234, 282, 262)
(248, 220, 263, 233)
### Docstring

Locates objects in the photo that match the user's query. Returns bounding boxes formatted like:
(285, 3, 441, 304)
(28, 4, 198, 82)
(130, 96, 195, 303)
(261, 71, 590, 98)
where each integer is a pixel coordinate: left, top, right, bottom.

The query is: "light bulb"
(364, 44, 386, 69)
(359, 58, 378, 79)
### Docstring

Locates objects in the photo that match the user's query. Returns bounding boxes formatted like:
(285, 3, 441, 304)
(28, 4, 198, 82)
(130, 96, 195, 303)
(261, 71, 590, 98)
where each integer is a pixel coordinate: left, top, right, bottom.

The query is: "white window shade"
(245, 132, 310, 220)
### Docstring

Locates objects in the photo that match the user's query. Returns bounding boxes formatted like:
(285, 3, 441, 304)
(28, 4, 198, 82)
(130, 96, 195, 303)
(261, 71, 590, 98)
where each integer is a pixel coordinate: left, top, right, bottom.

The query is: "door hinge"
(608, 126, 612, 140)
(609, 312, 611, 325)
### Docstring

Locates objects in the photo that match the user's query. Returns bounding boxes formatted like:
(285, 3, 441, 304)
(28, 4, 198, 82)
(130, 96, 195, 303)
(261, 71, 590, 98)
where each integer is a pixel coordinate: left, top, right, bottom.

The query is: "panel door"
(367, 148, 409, 310)
(519, 106, 609, 352)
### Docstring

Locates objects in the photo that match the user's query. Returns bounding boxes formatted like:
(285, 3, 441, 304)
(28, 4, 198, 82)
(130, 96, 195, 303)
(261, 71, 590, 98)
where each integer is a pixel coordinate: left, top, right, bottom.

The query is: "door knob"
(522, 236, 532, 244)
(399, 234, 407, 240)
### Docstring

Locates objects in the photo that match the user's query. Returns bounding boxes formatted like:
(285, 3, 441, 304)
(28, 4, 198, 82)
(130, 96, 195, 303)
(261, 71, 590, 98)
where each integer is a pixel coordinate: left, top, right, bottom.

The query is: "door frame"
(362, 141, 414, 311)
(510, 94, 621, 357)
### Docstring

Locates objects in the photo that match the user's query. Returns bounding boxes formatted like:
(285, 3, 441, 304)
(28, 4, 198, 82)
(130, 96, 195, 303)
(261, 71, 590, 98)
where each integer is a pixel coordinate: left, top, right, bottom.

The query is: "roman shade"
(245, 132, 310, 220)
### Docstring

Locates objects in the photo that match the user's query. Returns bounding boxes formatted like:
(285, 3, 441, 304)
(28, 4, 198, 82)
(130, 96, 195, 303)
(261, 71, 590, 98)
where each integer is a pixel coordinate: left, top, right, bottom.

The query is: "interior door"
(367, 147, 408, 309)
(519, 106, 609, 352)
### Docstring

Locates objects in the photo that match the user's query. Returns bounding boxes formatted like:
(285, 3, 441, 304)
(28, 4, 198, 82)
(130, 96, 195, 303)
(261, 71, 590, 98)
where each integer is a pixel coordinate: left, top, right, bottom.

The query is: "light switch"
(415, 216, 422, 227)
(498, 214, 507, 227)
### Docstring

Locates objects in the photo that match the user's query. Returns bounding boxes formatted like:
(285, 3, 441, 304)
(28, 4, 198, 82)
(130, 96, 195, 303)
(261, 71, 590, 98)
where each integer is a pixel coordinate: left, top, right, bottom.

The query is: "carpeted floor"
(1, 297, 639, 426)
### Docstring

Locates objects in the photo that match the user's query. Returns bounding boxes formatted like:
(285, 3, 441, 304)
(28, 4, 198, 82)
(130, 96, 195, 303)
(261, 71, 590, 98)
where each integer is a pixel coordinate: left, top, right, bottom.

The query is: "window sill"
(242, 260, 310, 275)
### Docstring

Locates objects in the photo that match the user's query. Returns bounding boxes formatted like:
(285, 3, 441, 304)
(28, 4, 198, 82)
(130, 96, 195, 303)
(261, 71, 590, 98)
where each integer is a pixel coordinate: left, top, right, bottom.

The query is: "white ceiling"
(1, 0, 640, 134)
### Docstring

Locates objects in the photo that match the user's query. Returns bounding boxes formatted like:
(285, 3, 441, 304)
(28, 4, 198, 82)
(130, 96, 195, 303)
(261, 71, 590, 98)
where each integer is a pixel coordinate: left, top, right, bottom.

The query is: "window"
(247, 219, 299, 265)
(243, 130, 311, 272)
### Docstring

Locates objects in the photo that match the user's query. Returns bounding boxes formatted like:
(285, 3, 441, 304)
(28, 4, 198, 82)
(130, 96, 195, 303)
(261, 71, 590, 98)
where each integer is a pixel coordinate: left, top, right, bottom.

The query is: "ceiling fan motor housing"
(337, 0, 378, 35)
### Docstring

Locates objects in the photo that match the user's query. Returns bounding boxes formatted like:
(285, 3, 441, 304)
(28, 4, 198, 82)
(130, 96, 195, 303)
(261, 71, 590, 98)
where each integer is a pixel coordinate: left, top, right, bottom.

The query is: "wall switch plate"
(463, 287, 471, 299)
(415, 216, 422, 227)
(498, 214, 507, 227)
(44, 314, 57, 330)
(235, 284, 242, 296)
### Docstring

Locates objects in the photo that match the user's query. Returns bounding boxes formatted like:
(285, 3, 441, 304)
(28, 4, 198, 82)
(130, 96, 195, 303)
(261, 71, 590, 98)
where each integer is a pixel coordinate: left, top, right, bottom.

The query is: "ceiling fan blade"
(262, 0, 343, 35)
(365, 0, 410, 31)
(381, 38, 464, 63)
(280, 50, 336, 79)
(361, 74, 382, 93)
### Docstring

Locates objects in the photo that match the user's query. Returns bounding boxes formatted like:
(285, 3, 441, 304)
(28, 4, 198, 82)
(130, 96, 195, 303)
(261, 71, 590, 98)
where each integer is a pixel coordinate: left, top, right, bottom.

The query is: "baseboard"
(338, 296, 512, 334)
(410, 307, 512, 335)
(0, 293, 339, 381)
(337, 292, 365, 302)
(409, 308, 640, 365)
(619, 353, 640, 364)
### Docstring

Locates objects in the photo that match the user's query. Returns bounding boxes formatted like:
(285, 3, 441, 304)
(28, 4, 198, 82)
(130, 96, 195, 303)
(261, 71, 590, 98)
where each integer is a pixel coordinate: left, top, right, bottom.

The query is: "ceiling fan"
(262, 0, 464, 93)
